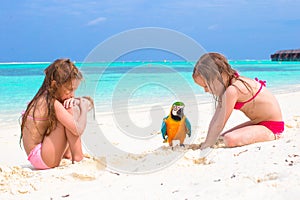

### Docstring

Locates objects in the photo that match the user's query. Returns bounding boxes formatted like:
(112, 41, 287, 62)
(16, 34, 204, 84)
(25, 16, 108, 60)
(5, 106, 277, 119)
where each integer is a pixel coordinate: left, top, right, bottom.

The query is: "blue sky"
(1, 0, 300, 62)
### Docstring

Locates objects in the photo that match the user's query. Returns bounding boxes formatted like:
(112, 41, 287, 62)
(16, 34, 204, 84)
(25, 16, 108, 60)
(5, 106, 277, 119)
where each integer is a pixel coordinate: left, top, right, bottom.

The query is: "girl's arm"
(200, 86, 238, 149)
(54, 98, 89, 136)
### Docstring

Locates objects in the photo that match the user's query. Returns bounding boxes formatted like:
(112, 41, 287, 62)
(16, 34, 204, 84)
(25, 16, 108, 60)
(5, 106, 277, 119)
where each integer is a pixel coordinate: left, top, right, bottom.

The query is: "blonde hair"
(193, 52, 251, 102)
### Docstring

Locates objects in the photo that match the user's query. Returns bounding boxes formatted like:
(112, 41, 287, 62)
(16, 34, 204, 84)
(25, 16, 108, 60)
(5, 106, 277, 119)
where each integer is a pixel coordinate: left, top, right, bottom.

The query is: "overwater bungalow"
(271, 49, 300, 61)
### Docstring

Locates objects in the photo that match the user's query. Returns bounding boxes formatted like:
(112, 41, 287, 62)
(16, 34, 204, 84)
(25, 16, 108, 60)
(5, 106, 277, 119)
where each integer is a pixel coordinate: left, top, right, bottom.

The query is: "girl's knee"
(43, 157, 62, 168)
(72, 153, 83, 162)
(223, 133, 239, 148)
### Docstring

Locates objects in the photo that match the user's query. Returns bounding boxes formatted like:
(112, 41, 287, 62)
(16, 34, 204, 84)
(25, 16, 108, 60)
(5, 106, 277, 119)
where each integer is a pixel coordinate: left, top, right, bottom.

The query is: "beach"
(1, 91, 300, 200)
(3, 0, 300, 199)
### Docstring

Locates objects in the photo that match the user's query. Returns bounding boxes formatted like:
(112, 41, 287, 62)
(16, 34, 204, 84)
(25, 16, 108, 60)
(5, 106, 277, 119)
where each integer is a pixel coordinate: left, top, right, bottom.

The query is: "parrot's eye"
(173, 105, 184, 111)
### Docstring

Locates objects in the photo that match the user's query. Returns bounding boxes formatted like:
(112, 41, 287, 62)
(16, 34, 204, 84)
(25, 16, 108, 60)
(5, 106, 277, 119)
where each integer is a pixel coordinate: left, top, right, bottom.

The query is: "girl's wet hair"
(20, 59, 83, 144)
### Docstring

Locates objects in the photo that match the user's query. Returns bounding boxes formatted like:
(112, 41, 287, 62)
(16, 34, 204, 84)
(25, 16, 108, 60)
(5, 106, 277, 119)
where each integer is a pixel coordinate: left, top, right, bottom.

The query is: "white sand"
(1, 92, 300, 200)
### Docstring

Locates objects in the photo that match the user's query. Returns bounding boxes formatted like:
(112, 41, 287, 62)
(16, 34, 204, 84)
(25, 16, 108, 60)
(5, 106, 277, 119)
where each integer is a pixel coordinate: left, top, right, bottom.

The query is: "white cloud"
(86, 17, 107, 26)
(208, 24, 219, 30)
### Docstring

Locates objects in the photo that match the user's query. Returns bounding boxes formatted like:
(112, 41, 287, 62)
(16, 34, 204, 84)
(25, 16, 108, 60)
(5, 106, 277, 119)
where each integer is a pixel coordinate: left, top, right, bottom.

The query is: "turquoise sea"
(1, 60, 300, 126)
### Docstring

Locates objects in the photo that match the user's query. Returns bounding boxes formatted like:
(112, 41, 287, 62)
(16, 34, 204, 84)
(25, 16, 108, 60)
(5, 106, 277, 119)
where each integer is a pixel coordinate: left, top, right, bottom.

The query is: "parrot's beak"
(177, 109, 182, 116)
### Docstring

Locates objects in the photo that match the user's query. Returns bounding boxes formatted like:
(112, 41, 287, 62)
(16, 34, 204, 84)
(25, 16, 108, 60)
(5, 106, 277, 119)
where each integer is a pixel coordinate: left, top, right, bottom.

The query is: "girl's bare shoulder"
(232, 77, 257, 93)
(226, 84, 239, 96)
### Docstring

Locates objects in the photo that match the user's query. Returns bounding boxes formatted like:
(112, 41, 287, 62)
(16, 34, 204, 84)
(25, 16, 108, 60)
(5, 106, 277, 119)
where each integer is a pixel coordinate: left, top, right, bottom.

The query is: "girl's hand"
(199, 142, 211, 150)
(199, 146, 213, 158)
(63, 98, 78, 109)
(64, 96, 94, 111)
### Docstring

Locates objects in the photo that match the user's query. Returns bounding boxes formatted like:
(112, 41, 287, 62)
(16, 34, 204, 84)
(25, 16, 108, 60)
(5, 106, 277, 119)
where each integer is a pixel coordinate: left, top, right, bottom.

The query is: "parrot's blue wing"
(185, 117, 191, 137)
(161, 116, 168, 139)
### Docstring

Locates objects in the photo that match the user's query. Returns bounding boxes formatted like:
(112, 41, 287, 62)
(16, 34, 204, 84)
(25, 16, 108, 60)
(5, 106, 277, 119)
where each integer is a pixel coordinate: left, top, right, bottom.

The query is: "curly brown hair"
(20, 59, 83, 140)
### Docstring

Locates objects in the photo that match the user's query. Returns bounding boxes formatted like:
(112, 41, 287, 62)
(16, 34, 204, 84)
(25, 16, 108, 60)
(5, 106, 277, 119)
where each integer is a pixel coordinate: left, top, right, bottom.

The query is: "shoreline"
(2, 87, 300, 123)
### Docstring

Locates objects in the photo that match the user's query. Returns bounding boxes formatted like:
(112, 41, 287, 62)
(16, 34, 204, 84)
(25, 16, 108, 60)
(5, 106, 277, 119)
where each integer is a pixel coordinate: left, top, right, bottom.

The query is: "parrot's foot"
(180, 144, 185, 147)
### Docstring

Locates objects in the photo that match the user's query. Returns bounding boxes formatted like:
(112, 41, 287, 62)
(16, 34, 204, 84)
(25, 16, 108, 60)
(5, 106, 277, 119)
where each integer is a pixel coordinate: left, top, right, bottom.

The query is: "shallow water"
(1, 60, 300, 125)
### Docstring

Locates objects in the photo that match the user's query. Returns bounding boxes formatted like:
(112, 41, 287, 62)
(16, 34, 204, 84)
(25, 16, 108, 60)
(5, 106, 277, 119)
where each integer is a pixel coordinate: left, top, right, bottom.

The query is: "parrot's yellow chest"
(164, 116, 186, 140)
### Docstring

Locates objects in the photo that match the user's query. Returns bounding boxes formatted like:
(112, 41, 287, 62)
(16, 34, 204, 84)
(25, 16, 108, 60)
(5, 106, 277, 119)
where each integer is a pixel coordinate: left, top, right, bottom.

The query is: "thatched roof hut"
(271, 49, 300, 61)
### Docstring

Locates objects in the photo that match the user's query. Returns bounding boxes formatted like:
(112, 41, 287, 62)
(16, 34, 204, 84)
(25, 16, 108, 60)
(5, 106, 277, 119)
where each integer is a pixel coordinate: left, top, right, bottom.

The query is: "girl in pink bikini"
(192, 52, 284, 149)
(21, 59, 94, 169)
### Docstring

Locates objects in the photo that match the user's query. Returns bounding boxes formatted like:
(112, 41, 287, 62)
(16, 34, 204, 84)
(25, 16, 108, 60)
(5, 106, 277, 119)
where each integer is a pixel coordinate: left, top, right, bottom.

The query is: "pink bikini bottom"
(258, 121, 284, 135)
(28, 143, 50, 170)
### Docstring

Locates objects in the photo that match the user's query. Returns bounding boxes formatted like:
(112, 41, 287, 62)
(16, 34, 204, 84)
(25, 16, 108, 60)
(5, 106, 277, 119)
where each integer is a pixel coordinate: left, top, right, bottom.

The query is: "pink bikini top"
(21, 110, 49, 121)
(233, 76, 266, 110)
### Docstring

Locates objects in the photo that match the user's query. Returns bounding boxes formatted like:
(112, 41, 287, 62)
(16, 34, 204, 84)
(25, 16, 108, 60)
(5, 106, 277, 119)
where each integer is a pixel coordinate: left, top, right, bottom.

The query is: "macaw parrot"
(161, 102, 191, 147)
